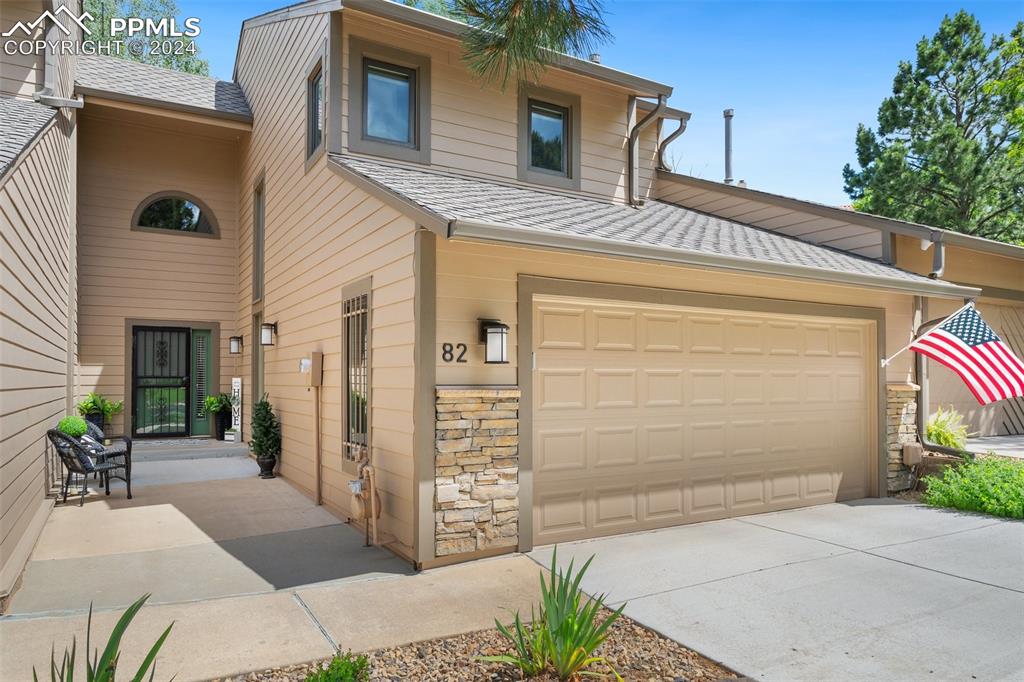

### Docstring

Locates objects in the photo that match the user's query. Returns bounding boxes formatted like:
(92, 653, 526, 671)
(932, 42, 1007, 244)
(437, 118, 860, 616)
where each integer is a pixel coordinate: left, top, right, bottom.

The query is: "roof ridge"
(79, 54, 240, 86)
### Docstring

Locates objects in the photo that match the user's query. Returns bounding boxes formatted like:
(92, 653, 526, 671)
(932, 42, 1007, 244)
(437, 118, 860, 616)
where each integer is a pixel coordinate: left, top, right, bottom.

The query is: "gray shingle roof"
(330, 153, 940, 286)
(0, 96, 57, 179)
(76, 55, 251, 120)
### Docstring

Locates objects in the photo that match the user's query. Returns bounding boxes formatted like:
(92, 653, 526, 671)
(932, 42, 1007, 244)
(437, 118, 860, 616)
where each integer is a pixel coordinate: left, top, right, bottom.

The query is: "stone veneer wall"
(886, 384, 918, 492)
(434, 387, 521, 557)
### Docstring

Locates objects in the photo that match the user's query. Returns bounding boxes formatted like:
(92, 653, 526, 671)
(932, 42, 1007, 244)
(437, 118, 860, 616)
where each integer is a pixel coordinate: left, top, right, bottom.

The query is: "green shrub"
(75, 393, 124, 424)
(304, 652, 369, 682)
(34, 594, 173, 682)
(480, 548, 624, 680)
(924, 457, 1024, 519)
(204, 393, 232, 414)
(927, 405, 970, 450)
(250, 394, 281, 459)
(57, 416, 88, 438)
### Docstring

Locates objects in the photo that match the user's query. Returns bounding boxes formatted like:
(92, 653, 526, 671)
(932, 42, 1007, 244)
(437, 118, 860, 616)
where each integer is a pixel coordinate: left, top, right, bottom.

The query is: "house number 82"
(441, 343, 468, 363)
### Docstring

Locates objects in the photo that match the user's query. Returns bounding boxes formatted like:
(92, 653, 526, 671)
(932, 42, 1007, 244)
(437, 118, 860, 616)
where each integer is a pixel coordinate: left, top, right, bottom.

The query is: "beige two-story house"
(3, 0, 1021, 594)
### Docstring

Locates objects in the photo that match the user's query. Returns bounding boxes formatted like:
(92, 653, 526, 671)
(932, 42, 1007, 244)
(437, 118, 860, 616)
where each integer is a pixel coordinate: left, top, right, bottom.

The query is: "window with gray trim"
(252, 181, 265, 302)
(133, 193, 217, 235)
(348, 37, 431, 164)
(307, 61, 324, 158)
(517, 86, 581, 191)
(342, 280, 371, 475)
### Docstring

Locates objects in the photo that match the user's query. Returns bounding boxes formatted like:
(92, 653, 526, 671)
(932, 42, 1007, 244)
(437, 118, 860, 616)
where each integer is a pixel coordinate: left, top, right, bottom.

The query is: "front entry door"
(132, 327, 190, 437)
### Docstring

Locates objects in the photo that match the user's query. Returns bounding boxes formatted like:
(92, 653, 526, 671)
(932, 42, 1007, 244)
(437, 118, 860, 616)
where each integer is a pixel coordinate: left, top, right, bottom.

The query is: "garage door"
(532, 295, 876, 545)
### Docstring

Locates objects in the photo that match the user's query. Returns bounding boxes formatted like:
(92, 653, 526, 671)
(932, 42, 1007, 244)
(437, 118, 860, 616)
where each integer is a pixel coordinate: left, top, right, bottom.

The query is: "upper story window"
(132, 192, 218, 237)
(518, 86, 581, 191)
(307, 61, 324, 159)
(348, 37, 430, 164)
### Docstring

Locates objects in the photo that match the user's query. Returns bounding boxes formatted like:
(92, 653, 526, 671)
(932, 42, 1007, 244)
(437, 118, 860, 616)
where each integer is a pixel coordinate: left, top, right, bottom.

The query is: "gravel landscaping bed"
(221, 612, 736, 681)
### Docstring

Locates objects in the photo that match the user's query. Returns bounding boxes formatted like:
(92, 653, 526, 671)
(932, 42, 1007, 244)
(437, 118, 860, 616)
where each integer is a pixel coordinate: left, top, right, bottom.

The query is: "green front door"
(190, 329, 213, 436)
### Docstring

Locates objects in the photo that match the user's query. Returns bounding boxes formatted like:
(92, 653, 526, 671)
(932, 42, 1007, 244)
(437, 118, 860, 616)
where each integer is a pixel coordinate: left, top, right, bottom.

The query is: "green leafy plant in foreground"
(304, 651, 369, 682)
(58, 416, 89, 438)
(480, 548, 624, 680)
(34, 594, 173, 682)
(926, 405, 971, 450)
(75, 392, 124, 423)
(203, 393, 232, 414)
(924, 456, 1024, 519)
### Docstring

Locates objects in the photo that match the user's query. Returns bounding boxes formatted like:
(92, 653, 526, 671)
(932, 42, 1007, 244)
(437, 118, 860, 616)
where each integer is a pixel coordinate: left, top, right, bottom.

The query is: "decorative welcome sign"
(231, 377, 243, 438)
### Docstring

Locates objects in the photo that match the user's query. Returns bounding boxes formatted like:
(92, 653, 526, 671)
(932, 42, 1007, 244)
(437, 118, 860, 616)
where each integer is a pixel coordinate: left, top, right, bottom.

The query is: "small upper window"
(528, 100, 568, 175)
(364, 60, 415, 146)
(517, 86, 580, 191)
(307, 62, 324, 158)
(134, 194, 216, 235)
(348, 38, 431, 164)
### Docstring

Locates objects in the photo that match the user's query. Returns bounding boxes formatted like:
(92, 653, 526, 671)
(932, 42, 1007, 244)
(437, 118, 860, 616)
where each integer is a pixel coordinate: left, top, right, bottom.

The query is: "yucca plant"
(478, 605, 548, 677)
(539, 549, 624, 680)
(34, 594, 173, 682)
(480, 548, 624, 680)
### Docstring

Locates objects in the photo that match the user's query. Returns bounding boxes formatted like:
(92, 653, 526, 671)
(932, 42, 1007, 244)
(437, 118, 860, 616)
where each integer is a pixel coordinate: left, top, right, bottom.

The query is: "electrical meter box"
(301, 351, 323, 387)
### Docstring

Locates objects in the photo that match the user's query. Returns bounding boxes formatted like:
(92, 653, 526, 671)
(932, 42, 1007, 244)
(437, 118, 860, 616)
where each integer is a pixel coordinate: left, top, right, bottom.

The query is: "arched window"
(132, 192, 218, 236)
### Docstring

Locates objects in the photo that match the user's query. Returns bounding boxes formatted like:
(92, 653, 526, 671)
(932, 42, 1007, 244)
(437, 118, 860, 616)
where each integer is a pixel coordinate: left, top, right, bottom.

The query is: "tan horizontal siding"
(343, 12, 651, 204)
(236, 12, 418, 556)
(76, 114, 240, 436)
(0, 110, 74, 594)
(0, 1, 46, 99)
(434, 239, 917, 387)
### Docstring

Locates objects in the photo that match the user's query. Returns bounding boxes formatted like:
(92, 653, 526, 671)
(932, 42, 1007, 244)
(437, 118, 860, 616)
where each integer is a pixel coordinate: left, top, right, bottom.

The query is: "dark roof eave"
(77, 87, 254, 125)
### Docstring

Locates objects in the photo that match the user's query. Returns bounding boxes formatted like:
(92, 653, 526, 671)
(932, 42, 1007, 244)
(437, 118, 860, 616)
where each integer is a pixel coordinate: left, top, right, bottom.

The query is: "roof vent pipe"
(723, 108, 734, 184)
(589, 53, 601, 63)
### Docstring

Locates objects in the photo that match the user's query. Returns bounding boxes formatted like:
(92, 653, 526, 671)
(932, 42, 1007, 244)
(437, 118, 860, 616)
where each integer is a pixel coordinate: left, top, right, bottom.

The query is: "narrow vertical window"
(252, 313, 264, 400)
(342, 286, 370, 474)
(252, 181, 265, 302)
(307, 62, 323, 158)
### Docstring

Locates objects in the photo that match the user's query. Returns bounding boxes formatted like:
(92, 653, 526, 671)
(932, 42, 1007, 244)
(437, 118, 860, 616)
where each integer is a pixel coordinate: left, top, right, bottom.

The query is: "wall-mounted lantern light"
(479, 319, 509, 364)
(260, 322, 277, 346)
(229, 336, 243, 354)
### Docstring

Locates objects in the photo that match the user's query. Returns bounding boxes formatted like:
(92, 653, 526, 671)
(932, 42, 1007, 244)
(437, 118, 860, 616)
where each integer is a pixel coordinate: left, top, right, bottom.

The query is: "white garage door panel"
(533, 297, 875, 545)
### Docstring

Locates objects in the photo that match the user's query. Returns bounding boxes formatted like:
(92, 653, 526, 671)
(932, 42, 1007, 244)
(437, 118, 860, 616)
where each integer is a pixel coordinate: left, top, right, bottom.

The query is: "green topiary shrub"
(926, 405, 970, 450)
(250, 394, 281, 459)
(304, 652, 369, 682)
(57, 416, 88, 438)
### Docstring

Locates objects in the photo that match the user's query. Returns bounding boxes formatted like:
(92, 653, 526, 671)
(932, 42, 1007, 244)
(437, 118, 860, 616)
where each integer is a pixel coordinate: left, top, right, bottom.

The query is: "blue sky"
(180, 0, 1021, 205)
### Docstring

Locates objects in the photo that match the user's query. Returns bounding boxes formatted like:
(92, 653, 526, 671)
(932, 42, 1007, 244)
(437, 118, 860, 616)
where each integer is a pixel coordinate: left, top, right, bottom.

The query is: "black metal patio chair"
(47, 429, 123, 506)
(83, 421, 133, 499)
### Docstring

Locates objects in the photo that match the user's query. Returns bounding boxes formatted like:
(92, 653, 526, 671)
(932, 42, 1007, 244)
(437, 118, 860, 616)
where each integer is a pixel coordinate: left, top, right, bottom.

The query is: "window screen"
(343, 291, 369, 469)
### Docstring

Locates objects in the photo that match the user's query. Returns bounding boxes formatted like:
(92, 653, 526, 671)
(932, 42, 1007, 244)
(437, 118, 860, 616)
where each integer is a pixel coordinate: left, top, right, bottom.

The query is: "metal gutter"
(340, 0, 673, 97)
(657, 169, 1024, 261)
(627, 95, 665, 206)
(76, 87, 254, 124)
(657, 115, 689, 171)
(448, 218, 982, 300)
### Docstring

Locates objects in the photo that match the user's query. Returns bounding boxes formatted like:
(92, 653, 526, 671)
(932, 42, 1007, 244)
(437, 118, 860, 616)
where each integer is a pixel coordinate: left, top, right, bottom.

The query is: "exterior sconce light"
(479, 319, 510, 364)
(260, 322, 277, 346)
(229, 336, 243, 354)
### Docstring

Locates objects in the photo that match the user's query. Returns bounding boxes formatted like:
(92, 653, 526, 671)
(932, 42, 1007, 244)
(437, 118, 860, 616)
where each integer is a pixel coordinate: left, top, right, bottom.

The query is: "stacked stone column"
(434, 387, 521, 557)
(886, 383, 918, 492)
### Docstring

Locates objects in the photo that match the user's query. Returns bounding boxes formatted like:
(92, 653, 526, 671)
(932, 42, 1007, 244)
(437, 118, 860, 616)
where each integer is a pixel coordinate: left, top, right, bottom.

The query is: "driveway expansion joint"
(293, 591, 339, 653)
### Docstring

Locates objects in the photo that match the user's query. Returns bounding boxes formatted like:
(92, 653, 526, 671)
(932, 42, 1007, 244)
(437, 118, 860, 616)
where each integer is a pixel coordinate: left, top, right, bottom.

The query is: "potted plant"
(75, 392, 123, 433)
(250, 394, 281, 479)
(204, 393, 233, 440)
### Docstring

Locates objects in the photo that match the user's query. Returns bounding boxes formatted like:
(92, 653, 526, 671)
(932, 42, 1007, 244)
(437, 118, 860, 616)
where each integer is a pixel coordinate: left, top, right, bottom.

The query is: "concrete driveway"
(531, 499, 1024, 681)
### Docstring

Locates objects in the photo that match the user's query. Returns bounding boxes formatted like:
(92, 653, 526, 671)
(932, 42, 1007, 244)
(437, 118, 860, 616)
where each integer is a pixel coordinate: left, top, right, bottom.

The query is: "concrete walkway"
(0, 450, 543, 680)
(531, 499, 1024, 681)
(966, 434, 1024, 459)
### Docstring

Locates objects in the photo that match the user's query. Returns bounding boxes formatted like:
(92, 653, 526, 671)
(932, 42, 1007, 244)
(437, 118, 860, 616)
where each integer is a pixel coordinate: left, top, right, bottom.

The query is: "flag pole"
(880, 301, 975, 368)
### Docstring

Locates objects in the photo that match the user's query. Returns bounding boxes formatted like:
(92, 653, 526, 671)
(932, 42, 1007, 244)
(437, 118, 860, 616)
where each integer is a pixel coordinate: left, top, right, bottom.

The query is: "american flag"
(910, 306, 1024, 405)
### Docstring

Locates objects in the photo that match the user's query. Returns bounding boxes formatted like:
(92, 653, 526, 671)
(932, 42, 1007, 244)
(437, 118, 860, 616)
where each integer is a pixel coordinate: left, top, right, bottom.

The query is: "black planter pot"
(214, 410, 231, 440)
(257, 456, 276, 479)
(84, 413, 104, 433)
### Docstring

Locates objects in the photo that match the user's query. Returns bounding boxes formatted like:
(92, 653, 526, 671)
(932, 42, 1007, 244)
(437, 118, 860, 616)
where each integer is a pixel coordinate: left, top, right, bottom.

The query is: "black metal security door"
(132, 327, 190, 437)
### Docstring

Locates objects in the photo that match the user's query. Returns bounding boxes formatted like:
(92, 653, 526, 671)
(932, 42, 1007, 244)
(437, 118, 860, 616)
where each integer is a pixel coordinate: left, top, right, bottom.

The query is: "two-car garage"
(524, 285, 880, 546)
